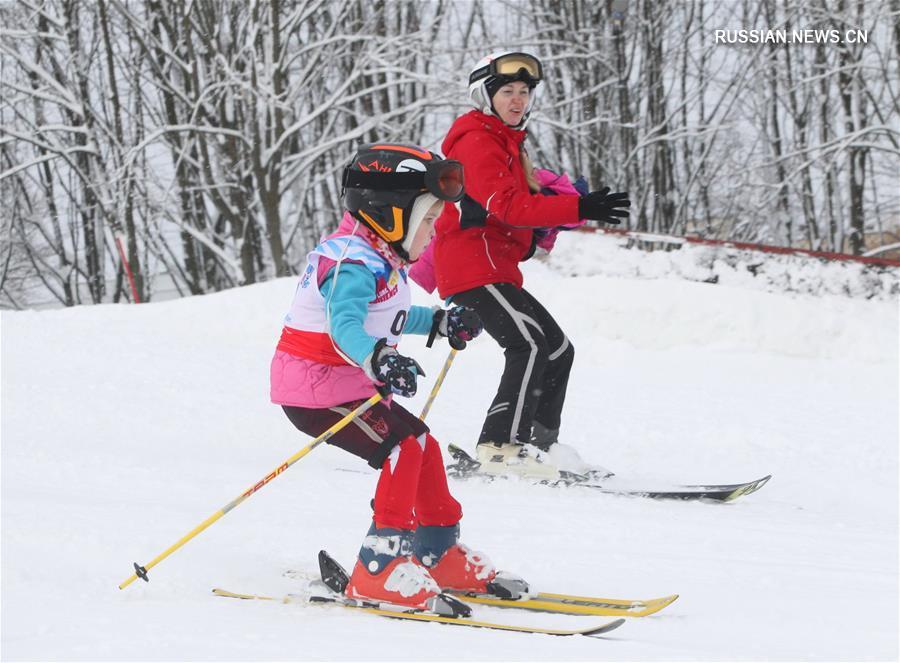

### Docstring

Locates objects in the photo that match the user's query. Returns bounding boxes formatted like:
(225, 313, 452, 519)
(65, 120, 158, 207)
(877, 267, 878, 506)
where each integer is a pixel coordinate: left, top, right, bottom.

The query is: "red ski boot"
(427, 543, 497, 593)
(414, 524, 530, 599)
(344, 524, 468, 616)
(346, 556, 440, 609)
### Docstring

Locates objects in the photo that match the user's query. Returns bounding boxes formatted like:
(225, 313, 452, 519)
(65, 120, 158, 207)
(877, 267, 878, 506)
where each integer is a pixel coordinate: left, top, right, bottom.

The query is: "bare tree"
(2, 0, 897, 308)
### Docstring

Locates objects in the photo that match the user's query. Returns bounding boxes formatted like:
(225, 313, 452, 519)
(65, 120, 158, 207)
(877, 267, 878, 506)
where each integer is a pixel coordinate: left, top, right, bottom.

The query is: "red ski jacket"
(433, 110, 580, 298)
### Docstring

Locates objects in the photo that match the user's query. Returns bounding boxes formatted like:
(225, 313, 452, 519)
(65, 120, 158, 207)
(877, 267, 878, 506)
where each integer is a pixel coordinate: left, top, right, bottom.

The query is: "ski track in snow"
(2, 233, 897, 660)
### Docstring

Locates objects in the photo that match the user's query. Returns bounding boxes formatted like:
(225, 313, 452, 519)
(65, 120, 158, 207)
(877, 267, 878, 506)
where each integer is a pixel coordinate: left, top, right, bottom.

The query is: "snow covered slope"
(2, 232, 897, 660)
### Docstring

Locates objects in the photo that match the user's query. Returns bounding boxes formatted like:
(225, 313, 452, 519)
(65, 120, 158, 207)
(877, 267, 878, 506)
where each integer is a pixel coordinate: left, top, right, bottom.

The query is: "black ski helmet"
(342, 143, 464, 258)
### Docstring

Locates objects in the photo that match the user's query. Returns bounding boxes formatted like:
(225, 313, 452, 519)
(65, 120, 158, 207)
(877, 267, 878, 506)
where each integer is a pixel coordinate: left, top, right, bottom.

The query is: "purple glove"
(432, 306, 484, 350)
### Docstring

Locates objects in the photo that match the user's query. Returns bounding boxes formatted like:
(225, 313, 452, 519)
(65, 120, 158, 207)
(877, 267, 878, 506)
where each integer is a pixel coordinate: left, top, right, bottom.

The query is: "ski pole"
(419, 348, 458, 420)
(118, 391, 384, 590)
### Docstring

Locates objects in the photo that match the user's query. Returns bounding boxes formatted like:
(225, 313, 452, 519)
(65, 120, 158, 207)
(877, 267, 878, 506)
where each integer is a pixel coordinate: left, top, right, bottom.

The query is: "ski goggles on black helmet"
(342, 154, 465, 204)
(468, 52, 543, 87)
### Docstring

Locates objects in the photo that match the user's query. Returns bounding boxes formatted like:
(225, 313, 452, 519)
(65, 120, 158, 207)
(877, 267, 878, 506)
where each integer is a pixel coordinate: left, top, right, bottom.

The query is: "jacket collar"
(477, 111, 528, 145)
(443, 110, 527, 155)
(332, 212, 407, 270)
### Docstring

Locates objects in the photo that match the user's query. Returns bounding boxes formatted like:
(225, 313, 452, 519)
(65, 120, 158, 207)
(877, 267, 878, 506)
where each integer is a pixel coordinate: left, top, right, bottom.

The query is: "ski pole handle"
(118, 391, 384, 590)
(419, 348, 458, 421)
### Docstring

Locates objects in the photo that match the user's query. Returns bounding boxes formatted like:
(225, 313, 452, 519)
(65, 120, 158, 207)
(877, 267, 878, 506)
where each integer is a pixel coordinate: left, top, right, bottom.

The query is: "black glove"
(430, 306, 484, 350)
(459, 194, 487, 229)
(365, 338, 425, 398)
(577, 187, 631, 225)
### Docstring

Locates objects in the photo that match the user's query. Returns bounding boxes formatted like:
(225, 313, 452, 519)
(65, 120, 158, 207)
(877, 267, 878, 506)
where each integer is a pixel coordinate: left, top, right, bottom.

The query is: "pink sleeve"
(535, 168, 580, 195)
(408, 239, 437, 294)
(536, 228, 560, 251)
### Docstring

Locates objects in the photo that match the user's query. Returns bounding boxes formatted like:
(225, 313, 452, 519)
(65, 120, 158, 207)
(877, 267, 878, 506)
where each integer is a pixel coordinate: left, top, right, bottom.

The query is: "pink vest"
(270, 214, 406, 408)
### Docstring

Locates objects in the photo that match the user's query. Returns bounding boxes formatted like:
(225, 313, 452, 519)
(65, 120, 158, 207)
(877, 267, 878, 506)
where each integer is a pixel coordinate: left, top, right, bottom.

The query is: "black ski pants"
(452, 282, 574, 446)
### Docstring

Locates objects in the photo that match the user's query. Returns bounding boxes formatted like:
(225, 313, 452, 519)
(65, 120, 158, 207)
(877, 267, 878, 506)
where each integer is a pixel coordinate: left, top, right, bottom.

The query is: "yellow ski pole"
(419, 348, 458, 420)
(118, 391, 384, 590)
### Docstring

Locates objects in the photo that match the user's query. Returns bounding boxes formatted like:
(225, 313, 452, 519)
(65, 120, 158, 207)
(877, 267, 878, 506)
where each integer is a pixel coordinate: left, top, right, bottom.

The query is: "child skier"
(270, 143, 525, 614)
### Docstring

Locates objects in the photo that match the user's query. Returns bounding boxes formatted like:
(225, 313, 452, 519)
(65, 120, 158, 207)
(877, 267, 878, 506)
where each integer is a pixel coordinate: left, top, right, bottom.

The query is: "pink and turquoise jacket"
(270, 213, 433, 408)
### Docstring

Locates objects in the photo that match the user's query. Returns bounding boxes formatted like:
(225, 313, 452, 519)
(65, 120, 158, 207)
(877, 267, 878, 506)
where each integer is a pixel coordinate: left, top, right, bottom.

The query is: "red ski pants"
(374, 433, 462, 530)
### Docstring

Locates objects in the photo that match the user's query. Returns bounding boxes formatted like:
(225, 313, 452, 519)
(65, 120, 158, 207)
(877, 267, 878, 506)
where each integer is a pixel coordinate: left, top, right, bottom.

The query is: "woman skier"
(425, 51, 631, 479)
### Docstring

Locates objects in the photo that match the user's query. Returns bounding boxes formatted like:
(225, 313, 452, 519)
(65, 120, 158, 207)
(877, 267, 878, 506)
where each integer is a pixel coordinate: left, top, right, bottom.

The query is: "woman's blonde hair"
(520, 147, 541, 193)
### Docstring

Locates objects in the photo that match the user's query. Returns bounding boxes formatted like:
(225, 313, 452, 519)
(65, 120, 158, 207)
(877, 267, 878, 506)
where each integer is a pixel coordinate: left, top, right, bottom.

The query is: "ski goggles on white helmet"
(468, 52, 543, 87)
(342, 158, 465, 203)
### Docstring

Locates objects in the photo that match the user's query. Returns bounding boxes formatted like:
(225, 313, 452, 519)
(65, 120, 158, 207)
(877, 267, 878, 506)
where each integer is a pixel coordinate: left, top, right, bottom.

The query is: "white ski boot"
(544, 443, 615, 480)
(475, 442, 560, 480)
(530, 422, 614, 480)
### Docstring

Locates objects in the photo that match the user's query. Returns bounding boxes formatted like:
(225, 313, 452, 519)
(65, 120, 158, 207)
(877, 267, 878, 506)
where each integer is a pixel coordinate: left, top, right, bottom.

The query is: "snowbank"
(536, 232, 897, 364)
(544, 230, 900, 302)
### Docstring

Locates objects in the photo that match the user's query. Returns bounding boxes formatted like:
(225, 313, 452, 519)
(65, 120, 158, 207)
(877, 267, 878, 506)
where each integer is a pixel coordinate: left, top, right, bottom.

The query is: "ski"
(286, 551, 677, 618)
(446, 443, 771, 502)
(568, 476, 771, 502)
(211, 588, 625, 637)
(282, 570, 677, 618)
(448, 590, 679, 618)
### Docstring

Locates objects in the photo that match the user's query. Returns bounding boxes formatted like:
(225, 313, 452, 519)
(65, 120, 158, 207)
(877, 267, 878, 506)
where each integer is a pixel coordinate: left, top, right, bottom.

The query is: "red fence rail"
(580, 227, 900, 269)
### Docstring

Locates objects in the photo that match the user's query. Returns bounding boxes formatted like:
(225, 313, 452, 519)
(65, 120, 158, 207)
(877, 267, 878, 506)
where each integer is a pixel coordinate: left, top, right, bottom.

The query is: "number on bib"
(391, 310, 408, 336)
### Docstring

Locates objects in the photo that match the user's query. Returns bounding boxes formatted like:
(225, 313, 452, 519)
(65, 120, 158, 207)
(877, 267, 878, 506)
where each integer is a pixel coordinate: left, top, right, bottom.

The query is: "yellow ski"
(449, 591, 678, 617)
(212, 588, 625, 637)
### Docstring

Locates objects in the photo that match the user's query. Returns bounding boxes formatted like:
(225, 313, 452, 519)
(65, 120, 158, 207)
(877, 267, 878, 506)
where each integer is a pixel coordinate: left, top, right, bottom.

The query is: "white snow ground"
(2, 232, 898, 661)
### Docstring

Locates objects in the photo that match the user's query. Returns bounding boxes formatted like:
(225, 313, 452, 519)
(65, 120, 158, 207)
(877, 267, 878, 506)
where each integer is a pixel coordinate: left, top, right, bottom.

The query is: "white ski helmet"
(467, 50, 544, 128)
